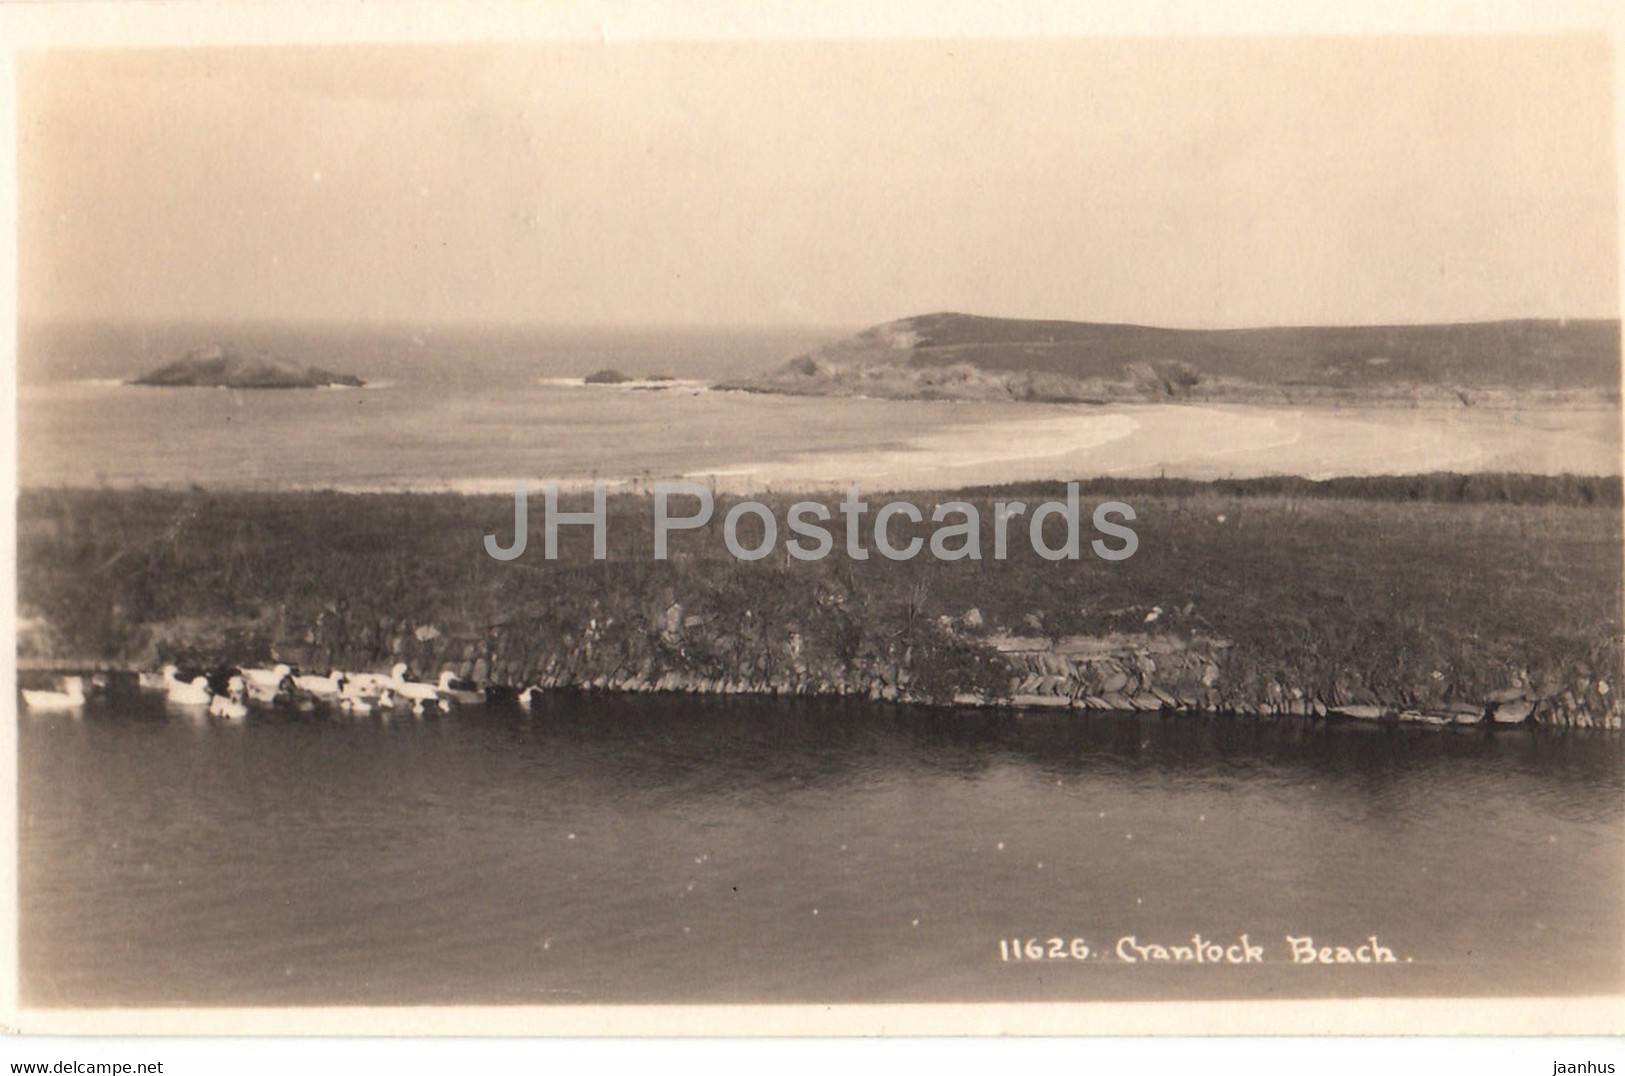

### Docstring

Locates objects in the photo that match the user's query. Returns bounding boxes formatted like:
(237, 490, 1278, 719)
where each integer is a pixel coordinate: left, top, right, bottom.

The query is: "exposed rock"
(1493, 699, 1535, 725)
(1012, 693, 1072, 709)
(583, 368, 632, 384)
(132, 345, 364, 389)
(986, 634, 1051, 654)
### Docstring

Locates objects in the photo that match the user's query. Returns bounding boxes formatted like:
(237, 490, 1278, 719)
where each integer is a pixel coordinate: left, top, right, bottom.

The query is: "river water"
(19, 694, 1623, 1007)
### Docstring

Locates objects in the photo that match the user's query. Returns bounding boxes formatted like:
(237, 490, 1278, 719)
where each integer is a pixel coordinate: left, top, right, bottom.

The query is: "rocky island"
(131, 344, 365, 389)
(721, 312, 1621, 407)
(584, 369, 680, 387)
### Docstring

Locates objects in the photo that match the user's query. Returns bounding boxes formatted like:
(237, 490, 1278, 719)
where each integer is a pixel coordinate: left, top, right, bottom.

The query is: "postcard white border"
(2, 0, 1622, 1041)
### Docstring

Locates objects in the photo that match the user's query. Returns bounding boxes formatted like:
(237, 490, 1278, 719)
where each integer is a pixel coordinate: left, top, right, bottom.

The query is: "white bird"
(389, 668, 442, 704)
(292, 670, 345, 700)
(341, 668, 397, 698)
(21, 675, 86, 711)
(338, 695, 371, 716)
(438, 670, 485, 707)
(387, 671, 455, 718)
(240, 663, 291, 703)
(162, 666, 213, 706)
(518, 686, 540, 711)
(339, 680, 394, 715)
(209, 691, 248, 720)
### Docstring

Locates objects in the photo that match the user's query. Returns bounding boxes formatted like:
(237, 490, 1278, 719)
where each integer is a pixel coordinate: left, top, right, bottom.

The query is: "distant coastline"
(721, 312, 1623, 407)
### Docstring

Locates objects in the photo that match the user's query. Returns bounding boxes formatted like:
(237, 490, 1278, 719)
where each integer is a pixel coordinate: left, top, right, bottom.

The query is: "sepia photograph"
(5, 1, 1623, 1055)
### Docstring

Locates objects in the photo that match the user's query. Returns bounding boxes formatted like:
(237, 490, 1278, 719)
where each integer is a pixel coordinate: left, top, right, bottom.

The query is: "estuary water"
(19, 695, 1623, 1006)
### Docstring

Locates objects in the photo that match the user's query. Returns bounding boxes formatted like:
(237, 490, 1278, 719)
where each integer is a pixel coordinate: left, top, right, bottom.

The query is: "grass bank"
(17, 476, 1623, 727)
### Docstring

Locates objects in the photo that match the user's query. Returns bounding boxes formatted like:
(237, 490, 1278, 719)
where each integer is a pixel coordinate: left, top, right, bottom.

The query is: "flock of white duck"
(19, 662, 541, 720)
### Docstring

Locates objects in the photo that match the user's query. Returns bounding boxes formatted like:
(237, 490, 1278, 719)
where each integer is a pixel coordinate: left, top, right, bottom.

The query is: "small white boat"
(21, 675, 86, 711)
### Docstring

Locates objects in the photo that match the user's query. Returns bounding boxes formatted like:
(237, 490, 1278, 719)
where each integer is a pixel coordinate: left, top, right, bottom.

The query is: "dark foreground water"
(19, 695, 1624, 1006)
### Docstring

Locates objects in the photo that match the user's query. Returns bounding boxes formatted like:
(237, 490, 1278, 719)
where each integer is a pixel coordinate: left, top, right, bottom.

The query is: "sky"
(16, 35, 1621, 328)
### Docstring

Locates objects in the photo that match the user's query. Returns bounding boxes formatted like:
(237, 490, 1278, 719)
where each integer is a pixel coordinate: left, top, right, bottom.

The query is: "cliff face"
(722, 312, 1622, 405)
(131, 345, 365, 389)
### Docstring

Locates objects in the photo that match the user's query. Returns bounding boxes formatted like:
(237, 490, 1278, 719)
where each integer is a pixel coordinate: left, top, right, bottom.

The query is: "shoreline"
(20, 651, 1621, 732)
(18, 399, 1621, 497)
(18, 479, 1623, 734)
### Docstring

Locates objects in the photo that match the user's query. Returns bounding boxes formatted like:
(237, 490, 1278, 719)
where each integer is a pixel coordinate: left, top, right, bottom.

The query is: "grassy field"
(887, 313, 1621, 388)
(16, 476, 1623, 722)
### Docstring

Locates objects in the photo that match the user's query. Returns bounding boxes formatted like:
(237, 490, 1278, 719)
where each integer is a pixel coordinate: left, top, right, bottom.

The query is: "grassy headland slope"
(18, 476, 1623, 726)
(723, 313, 1621, 406)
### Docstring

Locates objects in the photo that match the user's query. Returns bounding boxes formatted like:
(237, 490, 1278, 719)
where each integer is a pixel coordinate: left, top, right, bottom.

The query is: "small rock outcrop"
(131, 345, 364, 389)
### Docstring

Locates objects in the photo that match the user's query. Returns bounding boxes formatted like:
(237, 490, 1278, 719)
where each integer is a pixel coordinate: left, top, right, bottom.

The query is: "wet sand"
(22, 373, 1618, 496)
(684, 403, 1621, 494)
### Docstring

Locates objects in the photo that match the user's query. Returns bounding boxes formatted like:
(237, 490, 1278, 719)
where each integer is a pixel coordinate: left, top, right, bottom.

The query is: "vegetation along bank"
(17, 474, 1623, 729)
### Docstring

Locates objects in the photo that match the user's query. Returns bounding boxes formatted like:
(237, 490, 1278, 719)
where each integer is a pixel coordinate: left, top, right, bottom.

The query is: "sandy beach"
(683, 402, 1622, 494)
(20, 367, 1619, 497)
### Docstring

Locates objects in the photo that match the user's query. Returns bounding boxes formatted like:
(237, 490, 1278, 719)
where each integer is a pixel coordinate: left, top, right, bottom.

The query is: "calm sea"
(19, 695, 1622, 1006)
(20, 320, 1621, 491)
(17, 320, 1002, 491)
